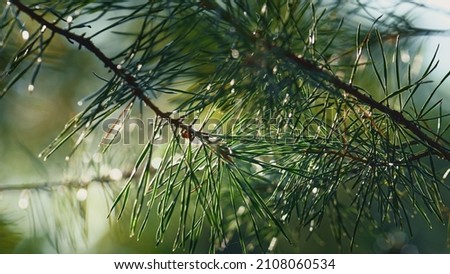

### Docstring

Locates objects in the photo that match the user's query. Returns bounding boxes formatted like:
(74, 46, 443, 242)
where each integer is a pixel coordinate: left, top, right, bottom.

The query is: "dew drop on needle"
(21, 30, 30, 40)
(231, 48, 239, 59)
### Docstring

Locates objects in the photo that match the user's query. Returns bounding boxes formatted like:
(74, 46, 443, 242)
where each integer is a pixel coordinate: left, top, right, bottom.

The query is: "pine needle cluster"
(1, 0, 449, 252)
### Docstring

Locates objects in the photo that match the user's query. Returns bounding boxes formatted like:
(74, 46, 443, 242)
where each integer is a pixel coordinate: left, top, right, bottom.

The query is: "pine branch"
(9, 0, 450, 162)
(11, 0, 449, 161)
(0, 173, 129, 192)
(201, 0, 450, 162)
(9, 0, 212, 145)
(287, 52, 450, 161)
(3, 0, 450, 253)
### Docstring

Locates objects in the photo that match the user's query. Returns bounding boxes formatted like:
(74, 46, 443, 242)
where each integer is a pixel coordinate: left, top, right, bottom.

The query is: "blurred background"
(0, 0, 450, 253)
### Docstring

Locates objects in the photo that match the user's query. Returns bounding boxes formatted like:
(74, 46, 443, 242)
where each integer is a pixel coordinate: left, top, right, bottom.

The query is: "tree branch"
(285, 52, 450, 161)
(201, 0, 450, 162)
(11, 0, 450, 162)
(0, 175, 120, 192)
(10, 0, 202, 140)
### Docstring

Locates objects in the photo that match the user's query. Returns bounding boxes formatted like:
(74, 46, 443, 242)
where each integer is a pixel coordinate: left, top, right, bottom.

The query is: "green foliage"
(1, 0, 449, 253)
(0, 216, 21, 253)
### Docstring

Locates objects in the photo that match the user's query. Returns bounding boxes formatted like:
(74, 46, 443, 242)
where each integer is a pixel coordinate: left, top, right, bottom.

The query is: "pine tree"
(1, 0, 449, 253)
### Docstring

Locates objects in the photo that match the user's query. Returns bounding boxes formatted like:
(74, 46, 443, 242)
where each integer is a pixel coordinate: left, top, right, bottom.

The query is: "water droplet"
(308, 32, 315, 45)
(116, 64, 122, 70)
(208, 136, 220, 143)
(40, 25, 47, 32)
(388, 162, 394, 167)
(231, 48, 239, 59)
(21, 30, 30, 40)
(237, 206, 245, 216)
(243, 11, 247, 16)
(309, 220, 315, 231)
(37, 57, 42, 63)
(6, 1, 11, 6)
(100, 164, 111, 177)
(272, 66, 278, 74)
(251, 163, 263, 173)
(38, 153, 42, 158)
(268, 237, 277, 252)
(81, 173, 92, 183)
(151, 157, 162, 169)
(443, 168, 450, 179)
(400, 50, 410, 63)
(206, 84, 212, 90)
(261, 3, 267, 14)
(76, 188, 88, 202)
(18, 197, 29, 209)
(136, 64, 142, 71)
(27, 84, 34, 92)
(18, 190, 30, 209)
(66, 15, 73, 23)
(43, 156, 48, 161)
(77, 100, 83, 106)
(65, 156, 70, 161)
(109, 168, 123, 181)
(231, 88, 235, 94)
(230, 79, 235, 86)
(312, 187, 318, 194)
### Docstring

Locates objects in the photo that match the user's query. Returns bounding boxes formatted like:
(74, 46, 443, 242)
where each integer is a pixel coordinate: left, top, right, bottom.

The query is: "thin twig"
(0, 176, 115, 192)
